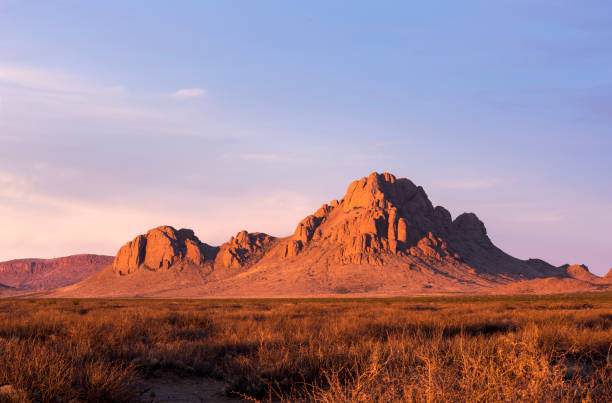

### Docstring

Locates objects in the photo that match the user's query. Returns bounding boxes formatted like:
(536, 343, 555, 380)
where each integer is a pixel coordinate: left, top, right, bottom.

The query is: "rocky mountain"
(46, 172, 610, 298)
(0, 254, 113, 290)
(599, 268, 612, 284)
(561, 264, 599, 283)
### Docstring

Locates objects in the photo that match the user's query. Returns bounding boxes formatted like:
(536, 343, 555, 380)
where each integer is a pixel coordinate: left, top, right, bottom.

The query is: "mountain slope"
(47, 173, 608, 297)
(0, 254, 114, 290)
(0, 282, 17, 296)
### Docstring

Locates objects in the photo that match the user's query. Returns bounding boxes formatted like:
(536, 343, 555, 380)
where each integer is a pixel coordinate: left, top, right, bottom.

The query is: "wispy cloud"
(0, 65, 123, 96)
(0, 64, 221, 138)
(221, 152, 312, 164)
(0, 65, 78, 92)
(173, 88, 206, 98)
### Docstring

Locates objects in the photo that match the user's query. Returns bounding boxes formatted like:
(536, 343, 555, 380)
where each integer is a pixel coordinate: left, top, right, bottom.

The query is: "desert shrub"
(0, 295, 609, 401)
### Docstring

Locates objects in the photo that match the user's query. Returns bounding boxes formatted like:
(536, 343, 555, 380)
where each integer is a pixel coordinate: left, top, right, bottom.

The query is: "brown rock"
(563, 264, 599, 282)
(294, 215, 325, 244)
(283, 240, 303, 258)
(451, 213, 489, 245)
(409, 232, 454, 260)
(113, 235, 147, 275)
(112, 226, 217, 275)
(215, 231, 275, 269)
(285, 172, 456, 264)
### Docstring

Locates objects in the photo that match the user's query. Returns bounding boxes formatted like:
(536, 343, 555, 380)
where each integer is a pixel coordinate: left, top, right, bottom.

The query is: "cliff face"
(214, 231, 275, 269)
(113, 226, 219, 275)
(113, 225, 276, 275)
(284, 172, 461, 264)
(0, 254, 113, 290)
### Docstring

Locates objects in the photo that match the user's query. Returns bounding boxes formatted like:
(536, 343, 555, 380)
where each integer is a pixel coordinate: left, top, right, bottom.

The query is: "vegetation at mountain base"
(0, 294, 611, 402)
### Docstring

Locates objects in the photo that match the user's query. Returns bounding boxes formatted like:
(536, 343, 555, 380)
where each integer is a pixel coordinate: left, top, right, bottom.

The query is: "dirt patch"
(139, 375, 246, 403)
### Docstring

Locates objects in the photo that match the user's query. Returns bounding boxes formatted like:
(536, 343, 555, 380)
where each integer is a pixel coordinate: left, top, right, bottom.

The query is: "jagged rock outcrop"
(112, 227, 276, 275)
(525, 259, 557, 272)
(283, 172, 461, 265)
(215, 231, 274, 269)
(562, 264, 598, 282)
(111, 173, 542, 277)
(275, 172, 560, 279)
(113, 226, 218, 275)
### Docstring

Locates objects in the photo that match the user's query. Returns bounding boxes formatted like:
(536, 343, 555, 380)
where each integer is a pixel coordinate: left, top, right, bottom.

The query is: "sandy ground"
(138, 375, 247, 403)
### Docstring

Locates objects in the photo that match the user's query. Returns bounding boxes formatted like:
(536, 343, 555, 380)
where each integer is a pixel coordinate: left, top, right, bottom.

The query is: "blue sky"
(1, 1, 611, 274)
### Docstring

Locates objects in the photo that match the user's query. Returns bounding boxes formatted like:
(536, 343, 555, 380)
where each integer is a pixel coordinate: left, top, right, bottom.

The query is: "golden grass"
(0, 294, 611, 402)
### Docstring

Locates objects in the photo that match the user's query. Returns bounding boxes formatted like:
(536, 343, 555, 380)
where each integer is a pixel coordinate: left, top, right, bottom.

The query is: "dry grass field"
(0, 294, 611, 402)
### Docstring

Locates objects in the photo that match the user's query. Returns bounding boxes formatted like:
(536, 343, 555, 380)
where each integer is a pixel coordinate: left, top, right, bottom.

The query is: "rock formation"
(282, 173, 459, 265)
(113, 226, 218, 275)
(110, 172, 564, 280)
(215, 231, 275, 269)
(562, 264, 599, 282)
(113, 225, 277, 275)
(276, 172, 554, 278)
(50, 172, 608, 298)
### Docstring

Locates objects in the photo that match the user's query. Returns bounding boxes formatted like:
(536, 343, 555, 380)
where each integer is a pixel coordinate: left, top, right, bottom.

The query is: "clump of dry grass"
(0, 294, 610, 401)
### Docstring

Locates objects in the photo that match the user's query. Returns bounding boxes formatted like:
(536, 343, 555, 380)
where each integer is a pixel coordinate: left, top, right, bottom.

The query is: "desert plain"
(0, 294, 611, 402)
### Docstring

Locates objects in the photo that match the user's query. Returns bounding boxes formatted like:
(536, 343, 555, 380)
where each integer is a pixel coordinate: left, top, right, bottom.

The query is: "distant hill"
(0, 254, 113, 290)
(46, 172, 610, 298)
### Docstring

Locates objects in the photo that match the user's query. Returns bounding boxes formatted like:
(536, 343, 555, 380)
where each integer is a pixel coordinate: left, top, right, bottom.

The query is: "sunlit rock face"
(285, 172, 464, 264)
(113, 226, 218, 275)
(215, 231, 275, 269)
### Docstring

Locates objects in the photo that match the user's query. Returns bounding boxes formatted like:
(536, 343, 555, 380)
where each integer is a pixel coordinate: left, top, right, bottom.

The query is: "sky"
(0, 1, 611, 275)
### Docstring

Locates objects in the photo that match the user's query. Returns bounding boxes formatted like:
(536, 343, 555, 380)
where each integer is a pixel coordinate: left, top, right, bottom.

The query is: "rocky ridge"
(0, 254, 113, 290)
(562, 264, 599, 283)
(112, 226, 218, 275)
(113, 226, 275, 275)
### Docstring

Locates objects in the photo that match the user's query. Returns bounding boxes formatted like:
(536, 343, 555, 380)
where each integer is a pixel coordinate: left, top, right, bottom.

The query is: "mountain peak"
(113, 225, 217, 275)
(562, 264, 599, 282)
(284, 172, 458, 264)
(452, 213, 489, 243)
(342, 172, 428, 212)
